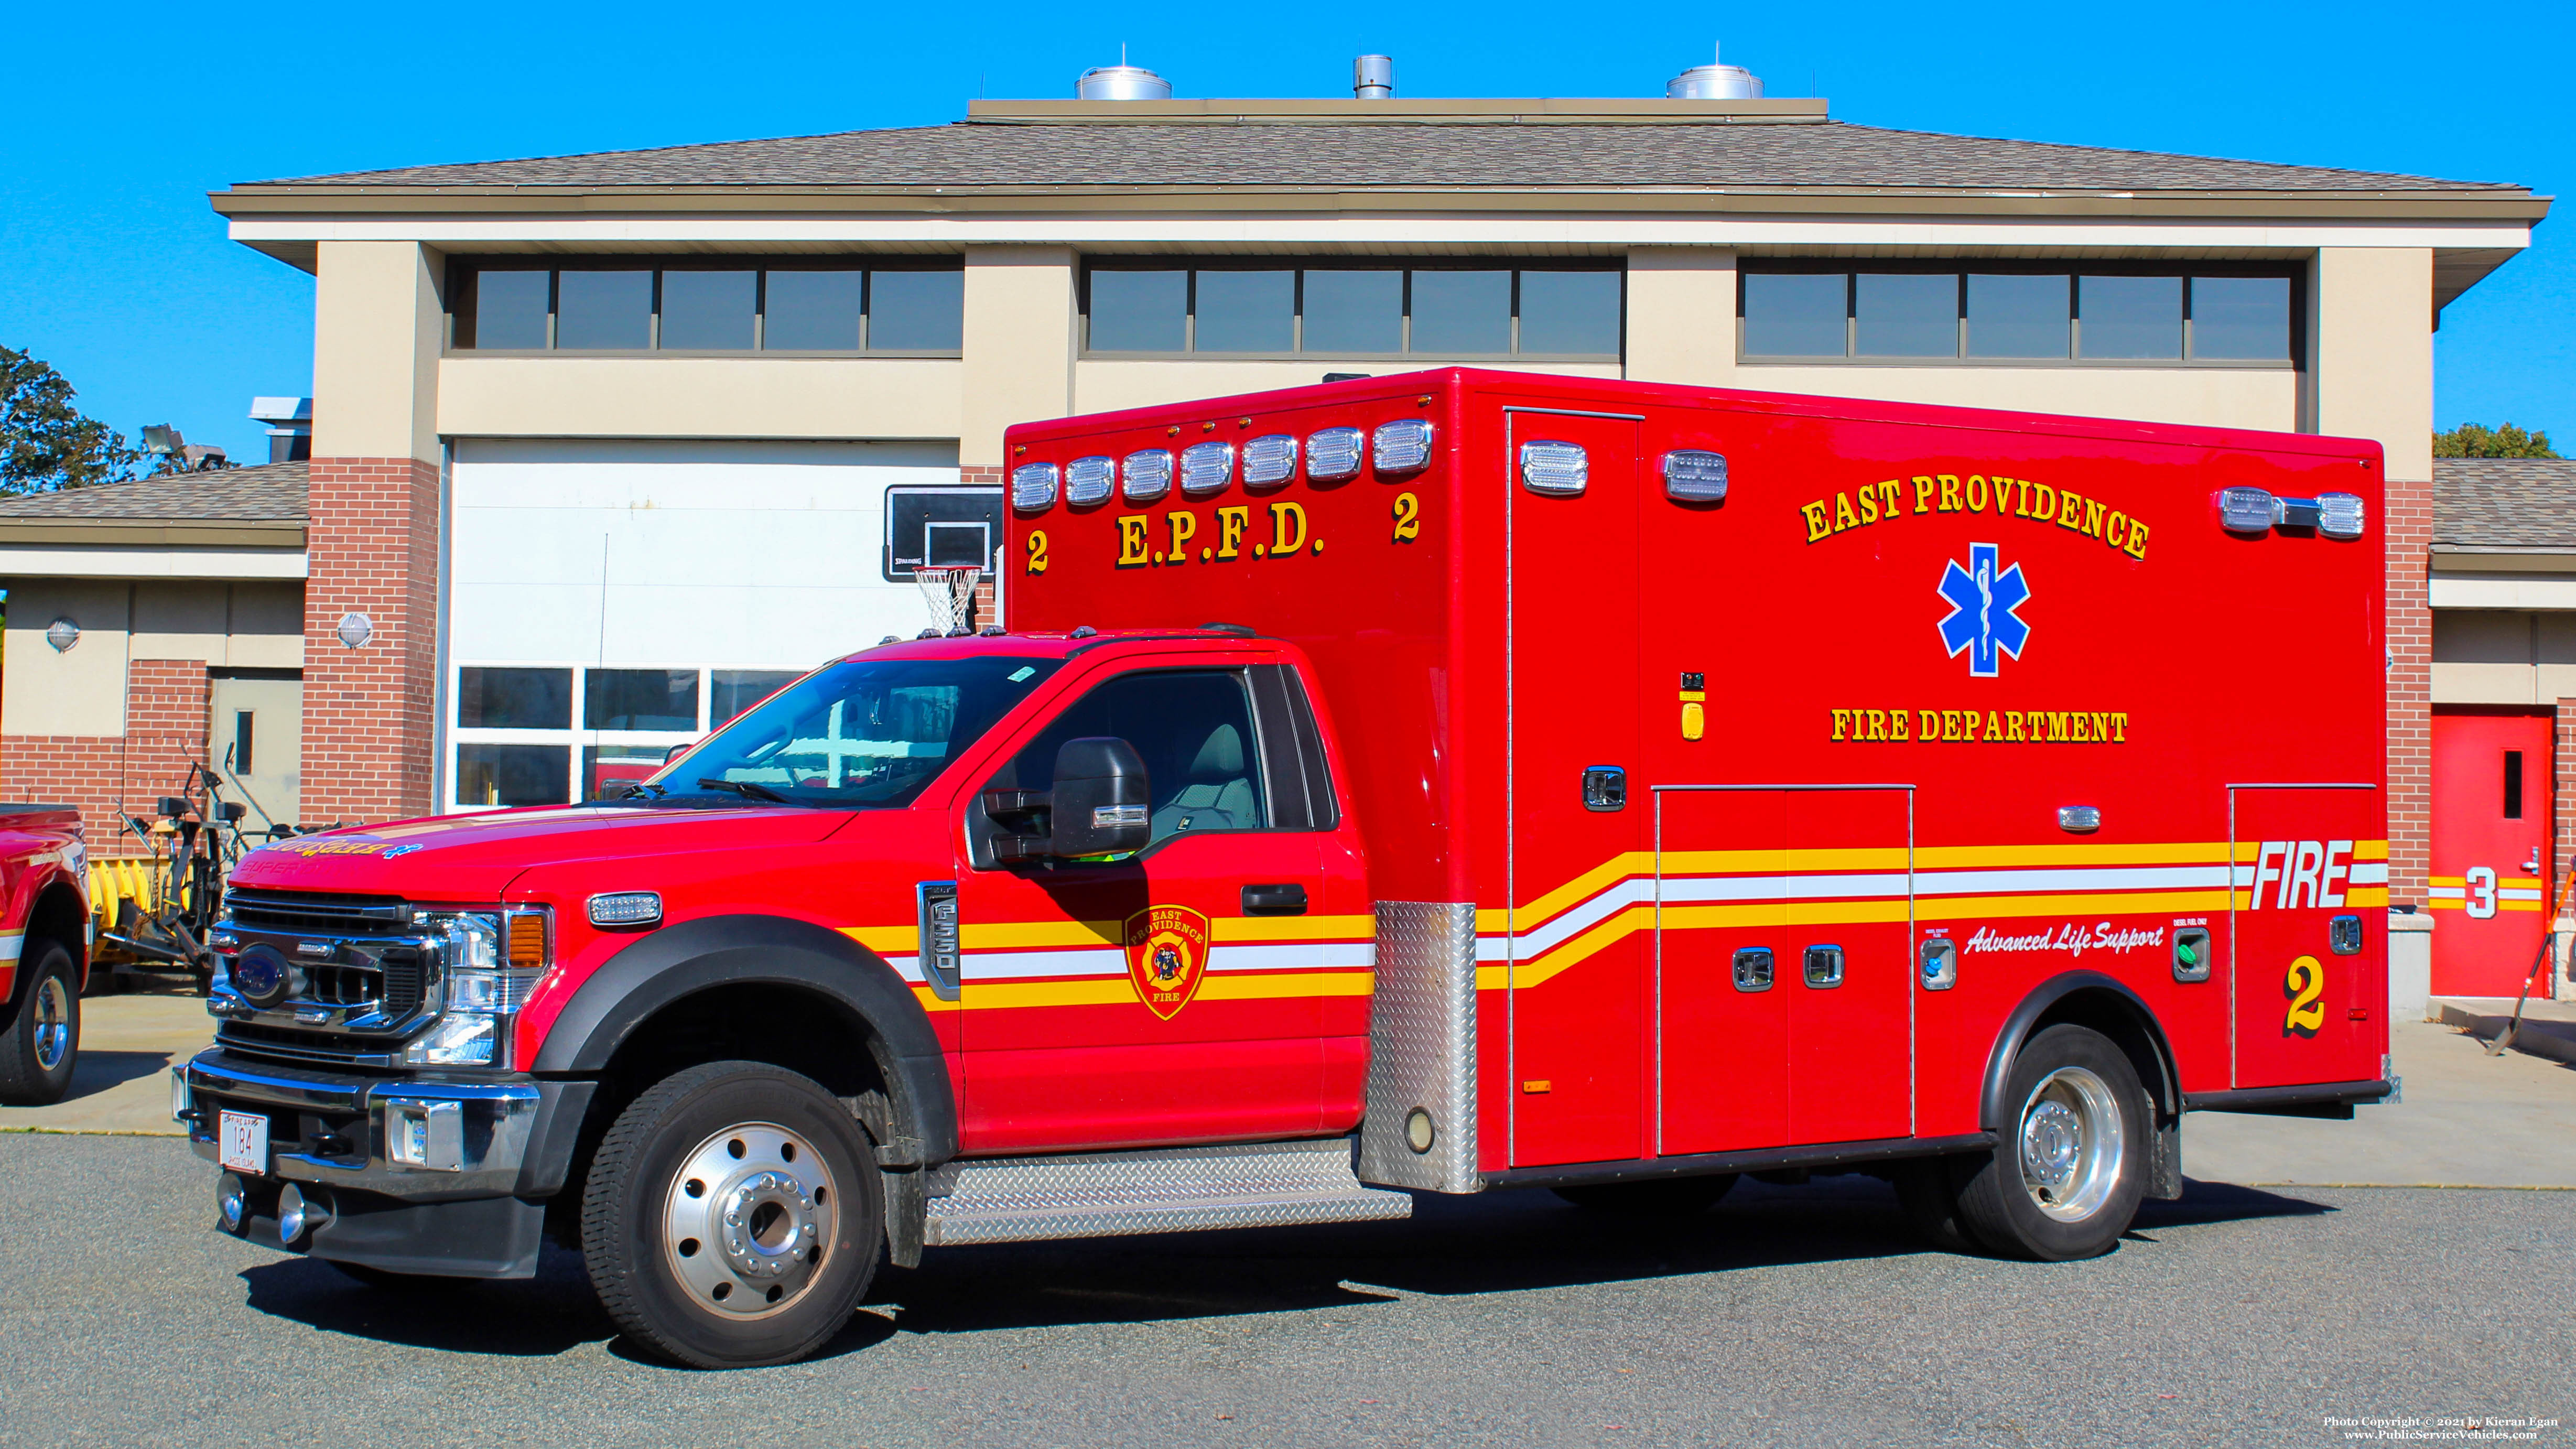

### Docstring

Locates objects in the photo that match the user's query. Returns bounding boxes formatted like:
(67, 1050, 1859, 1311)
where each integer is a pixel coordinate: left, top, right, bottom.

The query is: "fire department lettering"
(1830, 708, 2130, 743)
(1124, 904, 1213, 1019)
(2248, 840, 2358, 909)
(1116, 506, 1327, 569)
(1798, 470, 2152, 561)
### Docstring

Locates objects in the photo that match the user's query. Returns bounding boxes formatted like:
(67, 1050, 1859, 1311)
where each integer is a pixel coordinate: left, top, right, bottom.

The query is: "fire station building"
(0, 62, 2555, 994)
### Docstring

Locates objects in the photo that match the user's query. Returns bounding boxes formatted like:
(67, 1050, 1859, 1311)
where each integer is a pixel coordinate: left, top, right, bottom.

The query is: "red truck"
(181, 369, 2390, 1368)
(1, 804, 91, 1105)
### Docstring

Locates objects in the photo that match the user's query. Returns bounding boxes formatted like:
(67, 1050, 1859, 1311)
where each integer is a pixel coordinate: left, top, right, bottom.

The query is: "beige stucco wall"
(960, 246, 1076, 465)
(1624, 247, 1739, 387)
(2313, 248, 2434, 480)
(1, 581, 305, 737)
(312, 241, 443, 462)
(1727, 363, 2301, 432)
(1073, 359, 1624, 416)
(440, 357, 964, 440)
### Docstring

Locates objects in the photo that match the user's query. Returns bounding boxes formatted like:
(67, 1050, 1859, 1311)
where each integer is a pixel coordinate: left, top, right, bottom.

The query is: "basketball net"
(914, 565, 983, 634)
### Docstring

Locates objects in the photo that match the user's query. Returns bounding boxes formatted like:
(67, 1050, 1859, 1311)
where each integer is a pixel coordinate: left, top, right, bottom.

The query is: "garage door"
(442, 438, 992, 810)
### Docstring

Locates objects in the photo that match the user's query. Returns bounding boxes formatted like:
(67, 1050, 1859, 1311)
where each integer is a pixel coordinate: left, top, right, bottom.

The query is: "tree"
(2434, 422, 2558, 459)
(2, 346, 139, 493)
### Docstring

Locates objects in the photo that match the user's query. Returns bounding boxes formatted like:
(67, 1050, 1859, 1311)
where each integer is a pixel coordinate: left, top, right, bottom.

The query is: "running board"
(922, 1137, 1412, 1247)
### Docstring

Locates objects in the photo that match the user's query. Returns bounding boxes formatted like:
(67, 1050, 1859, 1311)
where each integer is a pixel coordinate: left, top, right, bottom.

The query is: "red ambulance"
(181, 369, 2391, 1368)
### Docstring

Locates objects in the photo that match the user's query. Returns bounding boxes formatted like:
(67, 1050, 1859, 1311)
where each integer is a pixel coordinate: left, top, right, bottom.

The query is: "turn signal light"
(507, 912, 548, 968)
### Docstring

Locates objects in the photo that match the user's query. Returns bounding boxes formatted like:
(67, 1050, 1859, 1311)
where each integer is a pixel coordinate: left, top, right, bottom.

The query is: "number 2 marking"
(1392, 492, 1421, 543)
(2283, 955, 2325, 1037)
(1025, 530, 1049, 575)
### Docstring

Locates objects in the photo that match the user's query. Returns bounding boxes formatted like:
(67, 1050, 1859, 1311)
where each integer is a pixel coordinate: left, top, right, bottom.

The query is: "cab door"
(952, 661, 1354, 1154)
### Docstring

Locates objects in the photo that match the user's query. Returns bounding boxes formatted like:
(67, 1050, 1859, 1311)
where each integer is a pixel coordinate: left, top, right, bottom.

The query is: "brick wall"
(2385, 471, 2432, 909)
(963, 463, 1004, 629)
(0, 658, 209, 857)
(301, 458, 440, 827)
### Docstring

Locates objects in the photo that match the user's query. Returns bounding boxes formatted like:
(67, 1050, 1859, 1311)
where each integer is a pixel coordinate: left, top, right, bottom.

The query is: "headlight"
(406, 909, 550, 1068)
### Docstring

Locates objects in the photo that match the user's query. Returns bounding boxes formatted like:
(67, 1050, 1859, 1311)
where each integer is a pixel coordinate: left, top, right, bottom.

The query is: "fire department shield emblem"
(1123, 905, 1212, 1020)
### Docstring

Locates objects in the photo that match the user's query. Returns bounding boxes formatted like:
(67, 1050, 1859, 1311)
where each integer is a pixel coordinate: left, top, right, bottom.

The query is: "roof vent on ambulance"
(1665, 44, 1763, 100)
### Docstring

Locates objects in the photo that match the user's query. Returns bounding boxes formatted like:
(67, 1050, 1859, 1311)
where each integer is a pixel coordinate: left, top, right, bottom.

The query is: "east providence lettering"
(1799, 471, 2151, 561)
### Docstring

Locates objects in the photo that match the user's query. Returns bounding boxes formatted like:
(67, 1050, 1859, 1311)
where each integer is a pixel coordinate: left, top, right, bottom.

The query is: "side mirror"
(981, 737, 1151, 861)
(1047, 737, 1151, 857)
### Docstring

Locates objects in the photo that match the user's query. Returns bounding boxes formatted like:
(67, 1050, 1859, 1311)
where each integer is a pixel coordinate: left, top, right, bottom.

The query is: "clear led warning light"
(1306, 426, 1364, 481)
(1064, 456, 1117, 506)
(2216, 486, 2277, 533)
(1659, 450, 1729, 502)
(1518, 440, 1589, 497)
(1243, 434, 1299, 488)
(1179, 440, 1234, 496)
(1372, 419, 1433, 473)
(1122, 448, 1173, 503)
(2317, 492, 2366, 538)
(1010, 462, 1059, 512)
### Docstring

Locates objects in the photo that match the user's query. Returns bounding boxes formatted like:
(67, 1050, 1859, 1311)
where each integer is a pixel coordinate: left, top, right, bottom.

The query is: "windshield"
(641, 655, 1062, 809)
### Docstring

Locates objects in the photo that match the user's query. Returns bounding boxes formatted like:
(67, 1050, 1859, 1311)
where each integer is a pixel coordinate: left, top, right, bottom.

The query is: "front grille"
(225, 888, 412, 936)
(216, 1021, 399, 1069)
(380, 947, 424, 1015)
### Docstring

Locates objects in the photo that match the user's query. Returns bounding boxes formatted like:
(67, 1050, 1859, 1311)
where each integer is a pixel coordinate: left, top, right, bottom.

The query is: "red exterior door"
(1507, 409, 1645, 1167)
(2430, 712, 2553, 996)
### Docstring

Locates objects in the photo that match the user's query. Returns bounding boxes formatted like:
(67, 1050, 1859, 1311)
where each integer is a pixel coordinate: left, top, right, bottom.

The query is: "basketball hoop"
(914, 565, 983, 635)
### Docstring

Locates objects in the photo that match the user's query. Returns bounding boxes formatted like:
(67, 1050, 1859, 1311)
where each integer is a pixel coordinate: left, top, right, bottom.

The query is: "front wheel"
(1955, 1024, 2150, 1261)
(0, 942, 80, 1106)
(580, 1061, 882, 1369)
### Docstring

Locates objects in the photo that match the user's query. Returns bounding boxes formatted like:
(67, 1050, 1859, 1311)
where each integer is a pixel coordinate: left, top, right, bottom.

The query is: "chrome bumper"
(179, 1049, 552, 1201)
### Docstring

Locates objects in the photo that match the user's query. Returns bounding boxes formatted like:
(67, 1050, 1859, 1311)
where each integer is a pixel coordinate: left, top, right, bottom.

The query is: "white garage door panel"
(448, 438, 965, 667)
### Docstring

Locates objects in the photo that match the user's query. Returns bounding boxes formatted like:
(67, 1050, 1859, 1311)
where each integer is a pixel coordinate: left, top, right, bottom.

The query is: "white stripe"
(2347, 863, 2389, 885)
(1208, 943, 1376, 972)
(2499, 888, 2544, 901)
(0, 932, 21, 964)
(962, 947, 1128, 981)
(2426, 887, 2466, 899)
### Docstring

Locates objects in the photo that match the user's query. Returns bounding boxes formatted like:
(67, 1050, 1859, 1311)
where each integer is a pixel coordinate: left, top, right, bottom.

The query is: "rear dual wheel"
(0, 942, 79, 1106)
(581, 1061, 882, 1369)
(1902, 1024, 2149, 1261)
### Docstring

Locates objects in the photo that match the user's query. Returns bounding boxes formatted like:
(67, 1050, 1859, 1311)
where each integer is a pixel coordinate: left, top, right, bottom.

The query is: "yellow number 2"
(2283, 955, 2325, 1037)
(1024, 530, 1049, 575)
(1392, 492, 1421, 543)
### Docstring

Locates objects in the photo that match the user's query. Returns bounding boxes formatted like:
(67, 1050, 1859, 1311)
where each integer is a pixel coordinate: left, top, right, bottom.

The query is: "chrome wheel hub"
(662, 1122, 837, 1318)
(2016, 1066, 2123, 1223)
(31, 976, 71, 1073)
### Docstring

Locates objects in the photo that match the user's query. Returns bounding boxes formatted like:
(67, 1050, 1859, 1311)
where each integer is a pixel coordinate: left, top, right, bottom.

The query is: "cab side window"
(1011, 669, 1267, 844)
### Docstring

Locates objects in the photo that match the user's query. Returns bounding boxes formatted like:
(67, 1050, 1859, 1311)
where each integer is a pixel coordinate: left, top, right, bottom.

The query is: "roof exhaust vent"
(1666, 44, 1763, 100)
(1077, 58, 1171, 101)
(1354, 55, 1394, 100)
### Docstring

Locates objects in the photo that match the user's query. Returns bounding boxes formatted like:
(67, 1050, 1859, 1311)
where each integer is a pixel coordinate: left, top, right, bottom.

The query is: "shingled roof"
(0, 460, 306, 524)
(2434, 458, 2576, 552)
(239, 120, 2519, 196)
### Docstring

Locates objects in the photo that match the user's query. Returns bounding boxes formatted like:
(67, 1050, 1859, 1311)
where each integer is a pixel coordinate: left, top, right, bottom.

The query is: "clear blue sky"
(2, 1, 2566, 465)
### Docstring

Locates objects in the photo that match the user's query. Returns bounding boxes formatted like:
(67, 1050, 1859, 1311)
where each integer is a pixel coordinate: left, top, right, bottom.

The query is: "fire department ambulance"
(179, 369, 2390, 1368)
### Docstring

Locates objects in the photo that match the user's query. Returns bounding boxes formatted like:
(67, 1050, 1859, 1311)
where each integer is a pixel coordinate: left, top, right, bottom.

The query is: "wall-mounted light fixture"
(336, 612, 373, 649)
(45, 618, 79, 653)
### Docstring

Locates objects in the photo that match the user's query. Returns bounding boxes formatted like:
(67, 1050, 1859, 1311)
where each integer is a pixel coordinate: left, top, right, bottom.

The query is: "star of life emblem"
(1936, 543, 2032, 677)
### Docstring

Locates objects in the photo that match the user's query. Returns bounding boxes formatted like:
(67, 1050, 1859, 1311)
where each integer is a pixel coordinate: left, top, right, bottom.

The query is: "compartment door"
(1506, 409, 1645, 1167)
(2229, 784, 2385, 1090)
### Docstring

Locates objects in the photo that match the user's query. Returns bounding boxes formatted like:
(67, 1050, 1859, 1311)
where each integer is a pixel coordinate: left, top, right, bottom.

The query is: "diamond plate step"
(922, 1136, 1413, 1246)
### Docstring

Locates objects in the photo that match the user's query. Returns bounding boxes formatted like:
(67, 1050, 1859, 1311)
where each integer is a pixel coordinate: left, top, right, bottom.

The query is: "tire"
(1552, 1173, 1738, 1216)
(1954, 1024, 2150, 1261)
(1891, 1154, 1983, 1253)
(580, 1061, 882, 1369)
(0, 941, 80, 1106)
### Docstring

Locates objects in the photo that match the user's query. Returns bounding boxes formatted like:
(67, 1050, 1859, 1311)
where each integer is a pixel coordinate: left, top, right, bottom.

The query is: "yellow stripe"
(857, 914, 1375, 955)
(2503, 901, 2546, 913)
(846, 926, 915, 954)
(966, 919, 1123, 950)
(912, 970, 1377, 1011)
(2347, 888, 2389, 907)
(2427, 900, 2465, 911)
(1214, 914, 1375, 943)
(1917, 841, 2230, 868)
(2354, 840, 2389, 861)
(2428, 877, 2466, 888)
(1202, 970, 1375, 1001)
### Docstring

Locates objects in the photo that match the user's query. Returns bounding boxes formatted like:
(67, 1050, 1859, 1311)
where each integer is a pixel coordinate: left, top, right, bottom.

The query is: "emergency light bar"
(2216, 485, 2367, 539)
(1519, 440, 1588, 497)
(1180, 440, 1233, 496)
(1065, 456, 1116, 506)
(1306, 427, 1364, 481)
(1373, 419, 1433, 473)
(1243, 434, 1298, 488)
(1010, 462, 1059, 512)
(1123, 448, 1173, 502)
(1660, 450, 1729, 502)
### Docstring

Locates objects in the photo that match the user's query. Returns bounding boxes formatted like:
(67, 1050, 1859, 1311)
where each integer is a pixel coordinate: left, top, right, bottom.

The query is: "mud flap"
(2149, 1115, 2183, 1201)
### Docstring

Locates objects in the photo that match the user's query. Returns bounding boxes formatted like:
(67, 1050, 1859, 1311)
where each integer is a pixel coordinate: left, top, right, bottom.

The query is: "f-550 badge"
(1937, 542, 2033, 678)
(1124, 905, 1211, 1020)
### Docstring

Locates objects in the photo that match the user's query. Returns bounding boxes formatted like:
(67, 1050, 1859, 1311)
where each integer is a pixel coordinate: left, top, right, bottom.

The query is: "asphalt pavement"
(2, 1133, 2568, 1448)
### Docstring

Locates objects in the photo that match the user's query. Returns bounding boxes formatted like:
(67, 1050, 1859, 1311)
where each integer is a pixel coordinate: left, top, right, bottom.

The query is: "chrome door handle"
(2527, 850, 2543, 877)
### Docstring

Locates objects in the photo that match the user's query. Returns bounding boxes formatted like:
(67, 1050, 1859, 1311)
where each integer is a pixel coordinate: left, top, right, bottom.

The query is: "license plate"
(219, 1110, 270, 1176)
